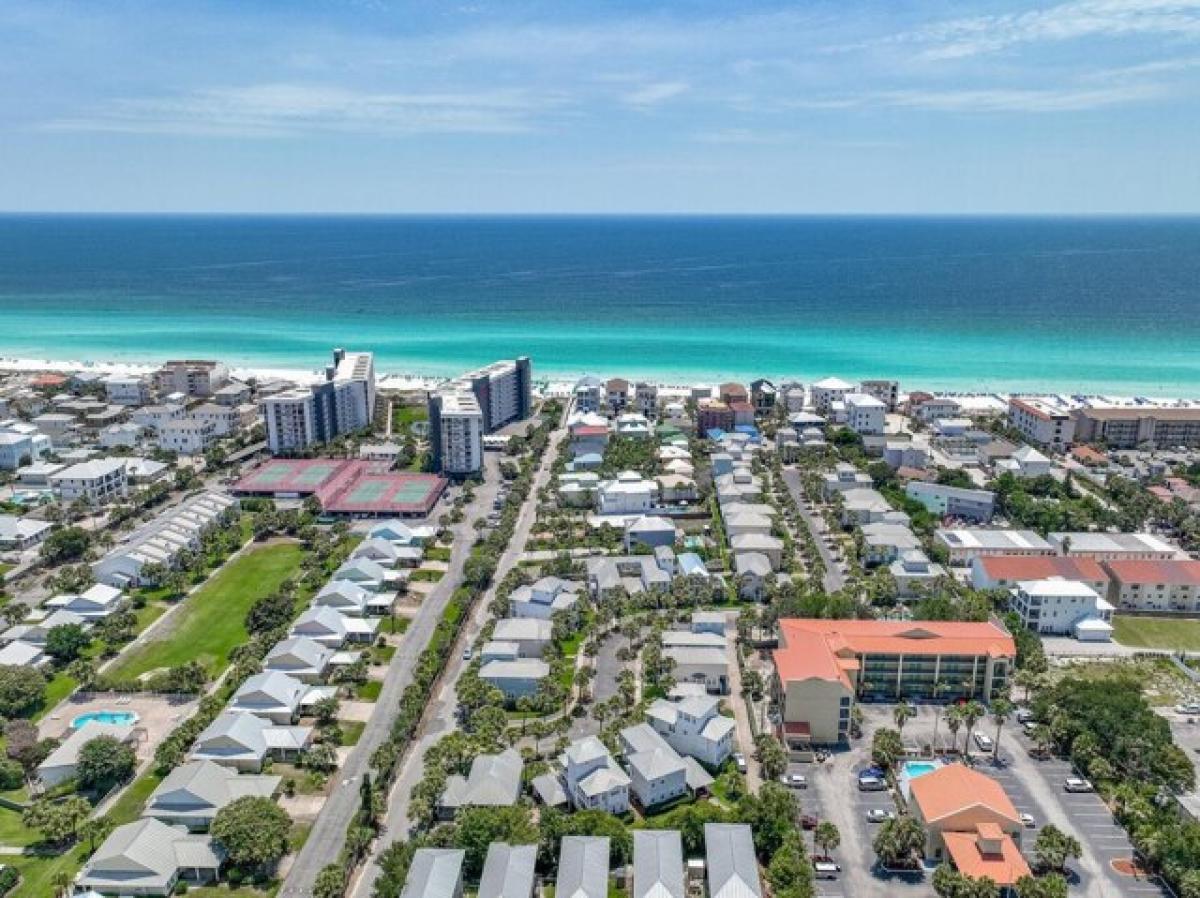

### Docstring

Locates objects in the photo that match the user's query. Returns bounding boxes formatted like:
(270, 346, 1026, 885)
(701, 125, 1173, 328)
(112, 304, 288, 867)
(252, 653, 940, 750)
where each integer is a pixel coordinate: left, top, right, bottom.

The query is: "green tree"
(450, 805, 539, 877)
(22, 796, 90, 844)
(755, 733, 788, 780)
(79, 815, 116, 854)
(77, 735, 137, 792)
(211, 796, 292, 872)
(767, 832, 814, 898)
(873, 815, 925, 868)
(814, 820, 841, 859)
(0, 664, 46, 717)
(40, 527, 91, 563)
(314, 863, 347, 898)
(871, 727, 904, 771)
(45, 623, 91, 663)
(1033, 825, 1082, 873)
(990, 697, 1013, 760)
(1015, 873, 1068, 898)
(893, 703, 915, 737)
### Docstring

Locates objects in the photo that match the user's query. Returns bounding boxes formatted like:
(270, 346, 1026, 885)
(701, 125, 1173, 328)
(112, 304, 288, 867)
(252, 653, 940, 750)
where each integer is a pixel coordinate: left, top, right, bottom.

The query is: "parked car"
(1064, 777, 1094, 793)
(973, 732, 994, 752)
(733, 753, 747, 774)
(780, 773, 807, 789)
(800, 814, 818, 830)
(813, 861, 841, 879)
(462, 647, 472, 661)
(1016, 708, 1035, 723)
(866, 809, 895, 823)
(1175, 702, 1200, 715)
(857, 775, 887, 792)
(1022, 721, 1038, 736)
(1020, 813, 1036, 828)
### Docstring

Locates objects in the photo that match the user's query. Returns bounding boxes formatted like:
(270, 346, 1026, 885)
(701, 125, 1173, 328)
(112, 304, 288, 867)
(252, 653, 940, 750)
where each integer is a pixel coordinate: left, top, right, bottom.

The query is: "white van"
(813, 861, 841, 879)
(973, 731, 994, 752)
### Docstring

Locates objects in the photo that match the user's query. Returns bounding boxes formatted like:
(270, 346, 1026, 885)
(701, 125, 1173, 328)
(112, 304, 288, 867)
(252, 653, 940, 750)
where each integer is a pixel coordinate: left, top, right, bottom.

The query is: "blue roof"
(677, 553, 708, 576)
(705, 428, 726, 441)
(734, 425, 760, 436)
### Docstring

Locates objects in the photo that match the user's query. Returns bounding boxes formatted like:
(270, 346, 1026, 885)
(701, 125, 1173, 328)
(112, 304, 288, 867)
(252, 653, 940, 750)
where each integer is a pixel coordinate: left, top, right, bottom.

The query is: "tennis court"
(233, 458, 351, 495)
(233, 458, 446, 516)
(326, 471, 446, 516)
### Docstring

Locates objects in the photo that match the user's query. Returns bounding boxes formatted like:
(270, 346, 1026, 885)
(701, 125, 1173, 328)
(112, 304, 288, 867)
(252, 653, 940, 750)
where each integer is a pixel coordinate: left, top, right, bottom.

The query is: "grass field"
(108, 542, 305, 680)
(356, 680, 383, 701)
(1112, 616, 1200, 651)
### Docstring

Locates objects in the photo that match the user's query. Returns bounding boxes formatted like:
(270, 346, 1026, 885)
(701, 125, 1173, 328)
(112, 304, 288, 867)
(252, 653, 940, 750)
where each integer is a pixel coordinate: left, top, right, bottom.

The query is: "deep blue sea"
(1, 215, 1198, 394)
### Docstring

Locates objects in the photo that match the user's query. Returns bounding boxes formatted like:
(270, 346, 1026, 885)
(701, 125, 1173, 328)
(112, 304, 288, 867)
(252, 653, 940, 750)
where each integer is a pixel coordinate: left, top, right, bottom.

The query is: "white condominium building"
(1008, 397, 1075, 448)
(261, 349, 376, 454)
(844, 392, 886, 435)
(430, 390, 484, 475)
(153, 360, 230, 397)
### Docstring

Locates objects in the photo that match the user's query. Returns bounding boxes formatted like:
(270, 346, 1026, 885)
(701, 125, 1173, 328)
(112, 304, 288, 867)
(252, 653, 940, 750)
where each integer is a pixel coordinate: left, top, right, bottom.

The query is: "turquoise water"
(1, 215, 1198, 394)
(902, 760, 940, 779)
(73, 710, 139, 728)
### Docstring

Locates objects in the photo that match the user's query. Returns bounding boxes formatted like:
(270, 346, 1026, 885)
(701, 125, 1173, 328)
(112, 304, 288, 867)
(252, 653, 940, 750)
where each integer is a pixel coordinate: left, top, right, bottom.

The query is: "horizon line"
(3, 210, 1200, 219)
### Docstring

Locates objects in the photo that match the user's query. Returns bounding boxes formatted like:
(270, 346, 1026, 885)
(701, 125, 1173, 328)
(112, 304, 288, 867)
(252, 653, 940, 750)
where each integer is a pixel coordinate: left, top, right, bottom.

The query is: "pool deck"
(898, 757, 946, 800)
(40, 692, 198, 748)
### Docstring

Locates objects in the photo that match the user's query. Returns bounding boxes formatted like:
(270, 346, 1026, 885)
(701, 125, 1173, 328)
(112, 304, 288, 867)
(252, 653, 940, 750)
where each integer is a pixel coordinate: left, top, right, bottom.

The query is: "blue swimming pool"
(902, 760, 940, 779)
(72, 710, 139, 729)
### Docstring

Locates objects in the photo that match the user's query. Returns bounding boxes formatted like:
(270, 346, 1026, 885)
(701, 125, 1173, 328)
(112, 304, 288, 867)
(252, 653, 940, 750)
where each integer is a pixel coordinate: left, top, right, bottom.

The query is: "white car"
(973, 731, 994, 751)
(781, 773, 807, 789)
(1175, 703, 1200, 715)
(866, 809, 895, 823)
(733, 753, 747, 774)
(1064, 777, 1094, 793)
(1020, 813, 1036, 828)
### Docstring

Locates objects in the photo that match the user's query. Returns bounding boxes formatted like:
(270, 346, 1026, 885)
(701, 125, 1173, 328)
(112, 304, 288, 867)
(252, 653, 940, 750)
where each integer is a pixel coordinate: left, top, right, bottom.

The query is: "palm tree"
(930, 680, 947, 751)
(990, 698, 1012, 762)
(893, 703, 915, 739)
(814, 821, 841, 860)
(962, 700, 985, 756)
(945, 705, 964, 754)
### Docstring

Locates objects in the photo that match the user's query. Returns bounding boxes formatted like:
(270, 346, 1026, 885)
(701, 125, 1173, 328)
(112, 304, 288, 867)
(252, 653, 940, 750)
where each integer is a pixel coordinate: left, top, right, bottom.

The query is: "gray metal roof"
(401, 848, 466, 898)
(704, 824, 763, 898)
(633, 830, 685, 898)
(556, 836, 610, 898)
(441, 748, 523, 808)
(478, 843, 538, 898)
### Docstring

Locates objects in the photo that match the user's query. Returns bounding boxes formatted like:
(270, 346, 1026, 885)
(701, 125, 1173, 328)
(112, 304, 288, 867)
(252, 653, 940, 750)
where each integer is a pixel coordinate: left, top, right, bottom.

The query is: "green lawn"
(377, 617, 409, 635)
(185, 885, 279, 898)
(0, 805, 39, 847)
(425, 546, 452, 562)
(105, 770, 164, 826)
(107, 543, 305, 680)
(340, 720, 366, 746)
(356, 680, 383, 701)
(10, 844, 88, 898)
(1112, 616, 1200, 651)
(410, 569, 444, 583)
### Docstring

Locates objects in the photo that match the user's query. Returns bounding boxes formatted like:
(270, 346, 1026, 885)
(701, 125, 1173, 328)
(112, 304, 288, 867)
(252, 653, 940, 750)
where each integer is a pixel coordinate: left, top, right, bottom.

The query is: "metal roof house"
(78, 818, 223, 896)
(556, 836, 610, 898)
(143, 760, 279, 831)
(705, 824, 763, 898)
(400, 848, 466, 898)
(439, 748, 523, 815)
(478, 843, 538, 898)
(633, 830, 685, 898)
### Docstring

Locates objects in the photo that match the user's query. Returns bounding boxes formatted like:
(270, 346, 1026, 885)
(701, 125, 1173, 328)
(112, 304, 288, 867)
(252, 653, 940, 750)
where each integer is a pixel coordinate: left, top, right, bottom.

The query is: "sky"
(1, 0, 1199, 213)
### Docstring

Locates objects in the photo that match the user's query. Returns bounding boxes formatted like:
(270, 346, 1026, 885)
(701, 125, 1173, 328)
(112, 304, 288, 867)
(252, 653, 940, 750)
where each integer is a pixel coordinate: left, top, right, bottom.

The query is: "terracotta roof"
(773, 619, 1015, 688)
(1105, 559, 1200, 587)
(942, 829, 1031, 886)
(572, 425, 609, 437)
(909, 764, 1020, 827)
(976, 555, 1109, 585)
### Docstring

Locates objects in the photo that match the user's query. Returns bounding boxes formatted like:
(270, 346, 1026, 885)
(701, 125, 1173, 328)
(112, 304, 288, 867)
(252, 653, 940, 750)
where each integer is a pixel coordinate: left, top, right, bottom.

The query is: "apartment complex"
(1007, 397, 1075, 448)
(153, 360, 230, 397)
(262, 349, 376, 454)
(905, 481, 995, 522)
(457, 358, 533, 432)
(428, 390, 485, 476)
(773, 618, 1015, 748)
(844, 392, 886, 435)
(1105, 559, 1200, 613)
(1072, 405, 1200, 449)
(859, 379, 899, 411)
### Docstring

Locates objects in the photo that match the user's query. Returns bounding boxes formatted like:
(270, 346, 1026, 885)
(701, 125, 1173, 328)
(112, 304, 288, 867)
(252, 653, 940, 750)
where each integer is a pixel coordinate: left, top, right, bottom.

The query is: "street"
(780, 466, 846, 593)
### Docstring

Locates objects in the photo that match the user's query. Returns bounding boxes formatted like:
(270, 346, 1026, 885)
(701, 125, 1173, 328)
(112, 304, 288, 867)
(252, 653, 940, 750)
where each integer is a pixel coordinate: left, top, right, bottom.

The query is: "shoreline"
(3, 354, 1198, 406)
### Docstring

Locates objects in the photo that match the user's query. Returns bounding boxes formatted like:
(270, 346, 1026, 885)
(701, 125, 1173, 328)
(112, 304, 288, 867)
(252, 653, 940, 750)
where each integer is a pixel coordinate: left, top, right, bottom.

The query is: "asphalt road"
(278, 456, 503, 898)
(348, 412, 568, 898)
(780, 466, 846, 593)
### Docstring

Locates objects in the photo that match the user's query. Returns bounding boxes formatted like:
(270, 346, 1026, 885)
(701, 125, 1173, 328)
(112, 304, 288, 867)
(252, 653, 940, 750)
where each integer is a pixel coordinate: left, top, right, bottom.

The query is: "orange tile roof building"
(970, 554, 1110, 596)
(909, 764, 1030, 887)
(773, 619, 1015, 748)
(1104, 559, 1200, 613)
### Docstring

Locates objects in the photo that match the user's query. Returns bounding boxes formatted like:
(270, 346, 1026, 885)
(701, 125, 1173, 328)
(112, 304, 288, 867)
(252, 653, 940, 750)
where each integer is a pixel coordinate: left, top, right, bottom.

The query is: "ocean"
(0, 214, 1198, 394)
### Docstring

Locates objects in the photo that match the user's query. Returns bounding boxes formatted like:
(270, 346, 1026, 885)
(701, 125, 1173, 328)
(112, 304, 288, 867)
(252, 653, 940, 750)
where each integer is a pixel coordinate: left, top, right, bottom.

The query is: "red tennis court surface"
(233, 458, 446, 517)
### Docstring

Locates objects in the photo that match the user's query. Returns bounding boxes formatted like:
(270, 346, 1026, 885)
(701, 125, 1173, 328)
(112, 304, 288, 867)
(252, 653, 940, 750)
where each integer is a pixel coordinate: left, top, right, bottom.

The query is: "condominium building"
(934, 528, 1056, 564)
(1008, 578, 1114, 637)
(457, 358, 533, 432)
(49, 458, 129, 505)
(262, 349, 375, 454)
(905, 481, 995, 522)
(695, 400, 735, 436)
(634, 381, 658, 419)
(428, 390, 484, 476)
(1104, 559, 1200, 612)
(1047, 531, 1179, 561)
(1007, 398, 1075, 449)
(157, 418, 217, 455)
(844, 392, 887, 435)
(103, 375, 152, 406)
(811, 376, 854, 414)
(773, 618, 1015, 749)
(152, 360, 230, 397)
(859, 379, 899, 412)
(1072, 405, 1200, 449)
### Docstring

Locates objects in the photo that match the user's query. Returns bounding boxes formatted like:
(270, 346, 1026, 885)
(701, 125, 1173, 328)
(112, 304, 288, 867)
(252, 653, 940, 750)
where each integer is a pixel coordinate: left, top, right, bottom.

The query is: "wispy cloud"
(37, 83, 560, 137)
(621, 80, 689, 108)
(782, 82, 1166, 113)
(891, 0, 1200, 60)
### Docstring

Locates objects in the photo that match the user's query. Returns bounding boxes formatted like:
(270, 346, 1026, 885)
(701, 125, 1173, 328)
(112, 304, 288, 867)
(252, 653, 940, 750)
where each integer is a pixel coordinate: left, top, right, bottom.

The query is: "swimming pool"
(72, 710, 139, 729)
(902, 760, 940, 779)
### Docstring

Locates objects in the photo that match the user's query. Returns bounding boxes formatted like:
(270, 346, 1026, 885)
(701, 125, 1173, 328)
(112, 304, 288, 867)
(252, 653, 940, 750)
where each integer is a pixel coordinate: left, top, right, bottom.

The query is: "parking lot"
(787, 702, 1175, 898)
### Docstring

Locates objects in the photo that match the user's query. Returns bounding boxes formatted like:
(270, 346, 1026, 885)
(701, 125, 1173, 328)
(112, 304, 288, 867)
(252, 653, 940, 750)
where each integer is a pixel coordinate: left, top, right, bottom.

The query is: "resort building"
(1047, 531, 1179, 561)
(1072, 405, 1200, 449)
(905, 481, 995, 522)
(49, 458, 129, 505)
(427, 388, 485, 476)
(933, 529, 1055, 565)
(909, 764, 1030, 890)
(844, 392, 887, 435)
(262, 349, 375, 453)
(153, 359, 230, 397)
(104, 374, 153, 406)
(1008, 578, 1114, 640)
(1007, 397, 1074, 449)
(1104, 559, 1200, 612)
(773, 618, 1016, 749)
(970, 554, 1110, 594)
